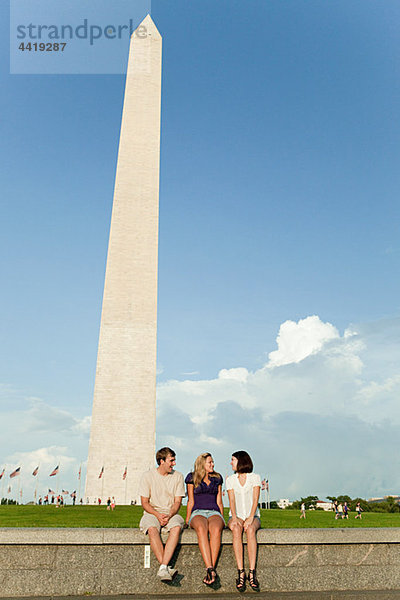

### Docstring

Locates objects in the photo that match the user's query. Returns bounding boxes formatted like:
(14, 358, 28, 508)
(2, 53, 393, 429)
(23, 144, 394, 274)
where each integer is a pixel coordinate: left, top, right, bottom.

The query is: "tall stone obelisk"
(85, 15, 161, 505)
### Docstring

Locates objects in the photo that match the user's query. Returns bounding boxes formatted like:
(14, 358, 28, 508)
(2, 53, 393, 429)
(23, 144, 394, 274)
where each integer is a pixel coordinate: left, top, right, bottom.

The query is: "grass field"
(1, 505, 400, 528)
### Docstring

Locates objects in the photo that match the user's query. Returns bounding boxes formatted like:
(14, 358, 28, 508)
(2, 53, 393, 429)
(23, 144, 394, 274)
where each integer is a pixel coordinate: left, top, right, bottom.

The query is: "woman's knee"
(245, 524, 258, 537)
(229, 521, 243, 535)
(208, 520, 224, 537)
(191, 518, 208, 535)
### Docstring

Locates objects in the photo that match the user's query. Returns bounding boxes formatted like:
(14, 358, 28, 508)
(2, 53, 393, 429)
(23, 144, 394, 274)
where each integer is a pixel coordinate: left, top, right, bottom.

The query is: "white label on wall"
(144, 545, 151, 568)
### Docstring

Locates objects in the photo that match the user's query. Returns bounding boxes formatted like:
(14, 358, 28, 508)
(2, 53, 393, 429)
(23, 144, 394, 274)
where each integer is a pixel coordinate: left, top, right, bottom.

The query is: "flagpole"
(1, 468, 5, 501)
(18, 476, 21, 506)
(124, 467, 128, 505)
(78, 463, 82, 505)
(34, 465, 39, 504)
(101, 467, 104, 501)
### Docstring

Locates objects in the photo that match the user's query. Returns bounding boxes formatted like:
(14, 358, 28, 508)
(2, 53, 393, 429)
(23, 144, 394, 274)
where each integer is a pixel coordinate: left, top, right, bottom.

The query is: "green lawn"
(1, 506, 400, 528)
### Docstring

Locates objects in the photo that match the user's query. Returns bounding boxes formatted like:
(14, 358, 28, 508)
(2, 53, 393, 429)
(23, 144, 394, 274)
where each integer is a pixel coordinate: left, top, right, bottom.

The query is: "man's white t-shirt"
(226, 472, 261, 520)
(138, 468, 185, 514)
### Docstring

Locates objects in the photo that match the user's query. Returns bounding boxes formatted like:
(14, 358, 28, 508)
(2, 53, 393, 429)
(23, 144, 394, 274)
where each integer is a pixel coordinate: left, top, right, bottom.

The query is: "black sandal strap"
(248, 569, 260, 589)
(236, 568, 246, 591)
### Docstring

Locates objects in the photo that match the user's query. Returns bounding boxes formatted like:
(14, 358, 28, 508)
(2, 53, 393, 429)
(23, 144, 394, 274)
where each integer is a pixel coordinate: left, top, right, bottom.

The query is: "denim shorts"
(189, 509, 225, 525)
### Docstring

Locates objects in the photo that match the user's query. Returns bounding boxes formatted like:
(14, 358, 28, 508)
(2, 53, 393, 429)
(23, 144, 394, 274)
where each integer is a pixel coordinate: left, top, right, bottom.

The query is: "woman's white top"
(226, 472, 261, 520)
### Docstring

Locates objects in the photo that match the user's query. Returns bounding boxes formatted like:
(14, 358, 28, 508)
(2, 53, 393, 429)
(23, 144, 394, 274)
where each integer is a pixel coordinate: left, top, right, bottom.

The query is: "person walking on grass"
(300, 502, 306, 519)
(139, 447, 185, 582)
(334, 500, 339, 519)
(185, 453, 225, 586)
(227, 450, 261, 592)
(355, 502, 363, 519)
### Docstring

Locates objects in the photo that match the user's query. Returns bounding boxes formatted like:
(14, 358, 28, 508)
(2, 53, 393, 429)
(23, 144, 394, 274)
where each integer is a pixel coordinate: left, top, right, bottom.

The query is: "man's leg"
(162, 525, 181, 565)
(147, 527, 164, 564)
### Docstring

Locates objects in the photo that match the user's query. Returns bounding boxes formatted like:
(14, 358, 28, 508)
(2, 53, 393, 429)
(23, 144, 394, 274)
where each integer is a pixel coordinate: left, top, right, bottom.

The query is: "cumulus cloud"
(0, 394, 90, 502)
(157, 315, 400, 499)
(267, 315, 339, 368)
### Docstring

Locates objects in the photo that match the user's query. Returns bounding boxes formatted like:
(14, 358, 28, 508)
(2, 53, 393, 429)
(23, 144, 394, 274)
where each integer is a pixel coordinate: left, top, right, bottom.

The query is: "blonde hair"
(192, 452, 221, 488)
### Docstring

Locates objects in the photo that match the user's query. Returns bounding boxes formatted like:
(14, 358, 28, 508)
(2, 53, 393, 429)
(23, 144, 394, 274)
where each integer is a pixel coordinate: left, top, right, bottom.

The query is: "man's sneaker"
(168, 566, 178, 578)
(157, 565, 172, 582)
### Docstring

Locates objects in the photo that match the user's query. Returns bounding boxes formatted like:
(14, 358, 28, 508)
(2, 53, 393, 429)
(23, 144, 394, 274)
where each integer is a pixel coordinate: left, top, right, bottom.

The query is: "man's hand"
(158, 513, 169, 526)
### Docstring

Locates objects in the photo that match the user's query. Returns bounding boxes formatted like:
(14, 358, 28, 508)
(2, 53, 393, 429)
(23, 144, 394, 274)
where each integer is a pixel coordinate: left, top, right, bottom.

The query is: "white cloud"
(218, 367, 248, 382)
(267, 315, 339, 368)
(157, 315, 400, 499)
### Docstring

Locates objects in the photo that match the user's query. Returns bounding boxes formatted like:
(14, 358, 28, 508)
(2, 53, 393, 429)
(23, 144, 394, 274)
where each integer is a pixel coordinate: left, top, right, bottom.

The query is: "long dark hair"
(232, 450, 253, 474)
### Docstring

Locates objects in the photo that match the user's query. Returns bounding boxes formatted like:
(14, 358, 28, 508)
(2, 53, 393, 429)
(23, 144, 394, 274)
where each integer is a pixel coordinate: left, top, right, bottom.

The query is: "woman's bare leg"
(245, 519, 260, 570)
(190, 515, 212, 568)
(208, 515, 225, 568)
(228, 518, 244, 569)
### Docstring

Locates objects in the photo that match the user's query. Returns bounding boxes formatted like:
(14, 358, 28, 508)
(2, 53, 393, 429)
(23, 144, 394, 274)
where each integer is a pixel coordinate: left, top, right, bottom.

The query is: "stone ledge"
(1, 527, 400, 545)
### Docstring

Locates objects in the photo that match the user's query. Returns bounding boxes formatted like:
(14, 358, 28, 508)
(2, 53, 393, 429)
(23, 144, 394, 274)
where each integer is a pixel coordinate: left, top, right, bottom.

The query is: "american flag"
(261, 478, 266, 490)
(0, 468, 5, 480)
(49, 465, 59, 477)
(78, 466, 81, 480)
(7, 486, 11, 493)
(32, 466, 39, 477)
(62, 489, 69, 494)
(70, 491, 76, 497)
(48, 489, 55, 494)
(122, 466, 127, 480)
(10, 467, 21, 478)
(266, 479, 269, 492)
(98, 466, 104, 479)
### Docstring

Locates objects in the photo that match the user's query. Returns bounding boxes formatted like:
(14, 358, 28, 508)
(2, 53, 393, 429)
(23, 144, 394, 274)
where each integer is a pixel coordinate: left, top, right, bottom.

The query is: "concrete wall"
(1, 527, 400, 597)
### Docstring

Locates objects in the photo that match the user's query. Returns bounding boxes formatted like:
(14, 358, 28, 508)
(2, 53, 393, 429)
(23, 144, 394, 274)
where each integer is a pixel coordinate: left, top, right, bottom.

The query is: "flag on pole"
(32, 466, 39, 477)
(49, 465, 59, 477)
(70, 490, 76, 497)
(7, 485, 11, 493)
(98, 466, 104, 479)
(122, 466, 127, 480)
(0, 468, 5, 479)
(78, 466, 81, 480)
(48, 489, 55, 494)
(62, 489, 69, 494)
(10, 467, 21, 478)
(266, 479, 269, 492)
(261, 478, 266, 490)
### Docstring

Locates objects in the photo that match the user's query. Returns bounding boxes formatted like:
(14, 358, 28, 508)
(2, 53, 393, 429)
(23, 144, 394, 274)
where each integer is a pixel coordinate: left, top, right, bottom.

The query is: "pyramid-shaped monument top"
(133, 14, 161, 39)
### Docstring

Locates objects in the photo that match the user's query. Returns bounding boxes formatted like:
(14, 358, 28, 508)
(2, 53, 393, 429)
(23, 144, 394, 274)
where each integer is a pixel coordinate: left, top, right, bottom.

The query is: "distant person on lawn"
(139, 447, 185, 582)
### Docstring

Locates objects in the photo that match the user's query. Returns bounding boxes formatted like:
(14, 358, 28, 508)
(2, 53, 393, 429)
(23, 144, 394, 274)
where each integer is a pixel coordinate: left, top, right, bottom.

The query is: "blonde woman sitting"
(185, 453, 225, 585)
(227, 450, 261, 592)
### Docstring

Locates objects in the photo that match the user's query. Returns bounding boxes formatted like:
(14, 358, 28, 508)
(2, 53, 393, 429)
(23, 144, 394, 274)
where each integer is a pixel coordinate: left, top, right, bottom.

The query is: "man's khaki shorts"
(139, 512, 185, 534)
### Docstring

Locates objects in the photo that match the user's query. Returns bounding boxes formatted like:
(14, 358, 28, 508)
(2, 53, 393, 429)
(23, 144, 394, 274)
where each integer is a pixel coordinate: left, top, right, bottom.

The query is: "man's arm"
(168, 495, 183, 520)
(140, 496, 169, 525)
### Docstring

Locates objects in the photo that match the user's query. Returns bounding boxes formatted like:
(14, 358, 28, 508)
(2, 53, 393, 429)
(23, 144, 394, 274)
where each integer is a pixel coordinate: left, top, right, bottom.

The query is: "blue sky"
(1, 0, 400, 502)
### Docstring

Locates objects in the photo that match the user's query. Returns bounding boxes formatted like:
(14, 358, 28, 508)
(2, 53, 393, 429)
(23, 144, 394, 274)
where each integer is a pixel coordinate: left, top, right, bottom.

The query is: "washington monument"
(85, 15, 162, 504)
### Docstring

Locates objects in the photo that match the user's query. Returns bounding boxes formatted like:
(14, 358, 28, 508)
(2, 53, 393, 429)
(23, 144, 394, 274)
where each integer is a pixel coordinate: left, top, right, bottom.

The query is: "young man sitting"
(139, 447, 185, 581)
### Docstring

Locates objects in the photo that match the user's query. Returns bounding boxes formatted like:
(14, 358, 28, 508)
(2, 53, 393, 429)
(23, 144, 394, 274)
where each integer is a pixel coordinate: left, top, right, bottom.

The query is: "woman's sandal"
(236, 568, 246, 592)
(203, 567, 216, 585)
(248, 569, 260, 591)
